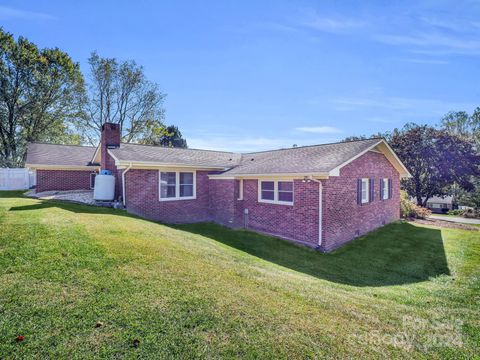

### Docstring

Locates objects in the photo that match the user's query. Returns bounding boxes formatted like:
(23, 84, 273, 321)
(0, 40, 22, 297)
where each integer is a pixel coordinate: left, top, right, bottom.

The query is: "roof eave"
(25, 164, 100, 170)
(91, 145, 101, 164)
(208, 172, 330, 180)
(328, 139, 411, 179)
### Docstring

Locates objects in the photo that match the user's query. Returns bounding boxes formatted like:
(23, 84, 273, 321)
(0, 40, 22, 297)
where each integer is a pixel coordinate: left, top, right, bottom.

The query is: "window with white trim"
(361, 178, 369, 204)
(382, 178, 389, 200)
(180, 172, 194, 197)
(159, 171, 195, 201)
(261, 181, 275, 201)
(278, 181, 293, 202)
(259, 180, 294, 205)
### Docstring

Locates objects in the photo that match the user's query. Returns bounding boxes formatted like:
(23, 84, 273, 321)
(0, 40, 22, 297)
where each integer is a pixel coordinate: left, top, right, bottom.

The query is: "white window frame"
(159, 170, 196, 201)
(361, 178, 369, 204)
(382, 178, 389, 200)
(258, 180, 294, 205)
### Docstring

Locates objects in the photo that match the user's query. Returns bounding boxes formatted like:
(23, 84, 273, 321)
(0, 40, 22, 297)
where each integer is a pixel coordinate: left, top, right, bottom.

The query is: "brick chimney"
(100, 122, 122, 200)
(100, 122, 121, 172)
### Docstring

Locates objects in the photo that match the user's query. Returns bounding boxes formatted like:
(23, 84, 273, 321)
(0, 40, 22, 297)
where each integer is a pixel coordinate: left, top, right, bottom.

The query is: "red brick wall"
(240, 179, 320, 246)
(121, 150, 400, 251)
(209, 179, 237, 226)
(234, 180, 245, 227)
(36, 170, 94, 193)
(100, 123, 120, 172)
(100, 123, 121, 199)
(321, 151, 400, 251)
(125, 169, 211, 223)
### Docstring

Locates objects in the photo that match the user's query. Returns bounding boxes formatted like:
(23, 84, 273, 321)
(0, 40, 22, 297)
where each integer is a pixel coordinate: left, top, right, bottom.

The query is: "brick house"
(26, 123, 410, 251)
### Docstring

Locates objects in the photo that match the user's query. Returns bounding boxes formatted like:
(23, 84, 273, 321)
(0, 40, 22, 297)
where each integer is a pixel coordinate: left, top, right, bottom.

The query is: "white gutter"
(25, 164, 100, 170)
(208, 172, 330, 179)
(122, 162, 133, 206)
(305, 176, 323, 247)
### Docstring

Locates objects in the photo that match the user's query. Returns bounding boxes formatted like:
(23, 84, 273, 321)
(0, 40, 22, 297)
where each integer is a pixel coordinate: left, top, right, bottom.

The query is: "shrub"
(462, 208, 480, 219)
(400, 191, 432, 219)
(447, 209, 463, 216)
(412, 205, 432, 219)
(400, 191, 415, 218)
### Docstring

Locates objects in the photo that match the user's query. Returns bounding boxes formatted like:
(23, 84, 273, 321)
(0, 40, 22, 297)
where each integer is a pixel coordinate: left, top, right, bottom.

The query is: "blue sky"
(1, 0, 480, 151)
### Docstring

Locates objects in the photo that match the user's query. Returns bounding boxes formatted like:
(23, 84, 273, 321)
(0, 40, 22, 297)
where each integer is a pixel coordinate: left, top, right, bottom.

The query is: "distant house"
(26, 123, 411, 252)
(422, 196, 472, 214)
(425, 196, 453, 213)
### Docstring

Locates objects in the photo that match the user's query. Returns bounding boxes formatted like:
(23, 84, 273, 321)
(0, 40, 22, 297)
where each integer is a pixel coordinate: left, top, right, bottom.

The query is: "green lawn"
(0, 191, 479, 358)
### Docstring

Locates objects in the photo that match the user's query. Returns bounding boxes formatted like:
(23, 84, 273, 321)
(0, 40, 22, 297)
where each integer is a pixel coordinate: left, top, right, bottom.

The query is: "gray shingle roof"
(109, 143, 241, 168)
(220, 138, 382, 175)
(26, 143, 97, 167)
(26, 138, 386, 175)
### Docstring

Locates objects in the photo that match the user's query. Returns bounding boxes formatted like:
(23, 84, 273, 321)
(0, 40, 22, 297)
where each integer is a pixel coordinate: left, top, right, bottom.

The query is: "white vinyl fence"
(0, 168, 33, 190)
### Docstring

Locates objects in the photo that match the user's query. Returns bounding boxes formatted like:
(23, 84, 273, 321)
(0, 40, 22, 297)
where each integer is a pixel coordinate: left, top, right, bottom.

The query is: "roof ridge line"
(28, 142, 97, 149)
(241, 137, 384, 155)
(119, 142, 239, 155)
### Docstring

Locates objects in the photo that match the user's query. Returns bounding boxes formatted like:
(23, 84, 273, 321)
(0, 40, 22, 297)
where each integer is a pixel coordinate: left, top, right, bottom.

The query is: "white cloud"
(398, 58, 449, 65)
(366, 117, 395, 124)
(330, 96, 477, 117)
(282, 8, 480, 57)
(0, 5, 54, 21)
(289, 7, 366, 34)
(187, 136, 296, 153)
(301, 16, 365, 33)
(375, 32, 480, 54)
(295, 126, 342, 134)
(420, 16, 480, 33)
(185, 128, 344, 152)
(260, 22, 304, 34)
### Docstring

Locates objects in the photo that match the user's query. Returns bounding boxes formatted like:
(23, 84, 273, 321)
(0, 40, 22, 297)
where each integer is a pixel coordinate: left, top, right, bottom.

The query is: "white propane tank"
(93, 174, 115, 201)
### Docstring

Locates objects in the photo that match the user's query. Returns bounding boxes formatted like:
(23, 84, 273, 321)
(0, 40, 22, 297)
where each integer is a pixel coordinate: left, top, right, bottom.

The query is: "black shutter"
(357, 179, 362, 205)
(388, 178, 393, 199)
(370, 178, 375, 202)
(380, 179, 384, 200)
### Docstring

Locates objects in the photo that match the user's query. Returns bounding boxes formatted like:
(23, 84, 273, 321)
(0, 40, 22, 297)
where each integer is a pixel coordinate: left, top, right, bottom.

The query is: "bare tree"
(78, 52, 166, 145)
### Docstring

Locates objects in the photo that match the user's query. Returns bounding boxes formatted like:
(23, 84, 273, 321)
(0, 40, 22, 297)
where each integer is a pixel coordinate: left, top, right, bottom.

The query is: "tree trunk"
(416, 194, 423, 206)
(422, 197, 430, 208)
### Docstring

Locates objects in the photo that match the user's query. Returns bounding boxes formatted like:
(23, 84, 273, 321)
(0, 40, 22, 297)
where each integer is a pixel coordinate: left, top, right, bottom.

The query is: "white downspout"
(122, 163, 133, 207)
(306, 176, 323, 247)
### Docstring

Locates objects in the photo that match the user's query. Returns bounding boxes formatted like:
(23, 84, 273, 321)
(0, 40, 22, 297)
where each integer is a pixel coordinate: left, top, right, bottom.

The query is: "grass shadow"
(2, 191, 451, 287)
(6, 194, 135, 219)
(173, 222, 451, 287)
(0, 190, 29, 198)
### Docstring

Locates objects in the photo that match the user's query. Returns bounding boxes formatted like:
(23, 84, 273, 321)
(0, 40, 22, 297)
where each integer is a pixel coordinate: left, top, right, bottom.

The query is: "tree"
(139, 124, 187, 148)
(342, 135, 368, 142)
(441, 109, 480, 146)
(342, 131, 391, 142)
(389, 125, 480, 206)
(441, 109, 480, 207)
(459, 178, 480, 210)
(0, 28, 85, 167)
(77, 52, 167, 145)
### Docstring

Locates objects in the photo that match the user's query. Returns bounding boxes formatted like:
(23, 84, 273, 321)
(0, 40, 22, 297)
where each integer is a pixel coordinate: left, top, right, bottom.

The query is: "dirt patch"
(408, 217, 479, 231)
